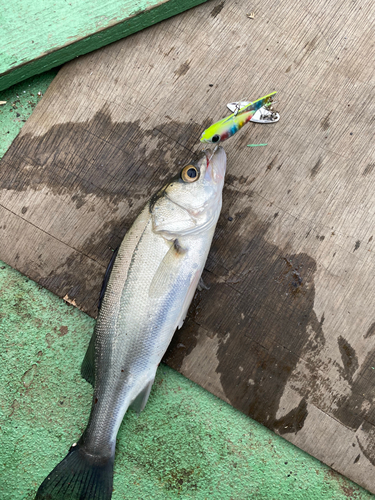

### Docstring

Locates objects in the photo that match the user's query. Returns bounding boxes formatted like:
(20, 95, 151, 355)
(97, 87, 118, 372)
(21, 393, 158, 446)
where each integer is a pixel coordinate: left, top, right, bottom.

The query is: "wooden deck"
(1, 0, 375, 492)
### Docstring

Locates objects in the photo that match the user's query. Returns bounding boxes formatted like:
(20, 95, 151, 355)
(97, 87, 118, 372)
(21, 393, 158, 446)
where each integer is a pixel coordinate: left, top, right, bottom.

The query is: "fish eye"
(211, 134, 220, 143)
(181, 164, 199, 183)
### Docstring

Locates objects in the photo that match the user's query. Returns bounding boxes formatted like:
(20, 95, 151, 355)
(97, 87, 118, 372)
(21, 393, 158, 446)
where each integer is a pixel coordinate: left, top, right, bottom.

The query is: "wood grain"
(1, 0, 375, 492)
(0, 0, 209, 92)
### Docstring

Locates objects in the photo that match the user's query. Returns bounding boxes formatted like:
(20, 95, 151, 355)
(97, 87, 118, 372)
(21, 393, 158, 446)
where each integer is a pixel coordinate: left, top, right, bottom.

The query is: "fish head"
(151, 147, 227, 237)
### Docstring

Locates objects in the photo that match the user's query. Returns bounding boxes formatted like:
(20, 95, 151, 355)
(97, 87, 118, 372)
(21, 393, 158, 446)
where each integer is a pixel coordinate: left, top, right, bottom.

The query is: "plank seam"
(0, 201, 105, 268)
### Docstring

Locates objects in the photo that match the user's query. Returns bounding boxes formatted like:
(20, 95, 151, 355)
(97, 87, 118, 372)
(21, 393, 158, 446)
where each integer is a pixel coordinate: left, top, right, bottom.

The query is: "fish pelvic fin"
(35, 443, 114, 500)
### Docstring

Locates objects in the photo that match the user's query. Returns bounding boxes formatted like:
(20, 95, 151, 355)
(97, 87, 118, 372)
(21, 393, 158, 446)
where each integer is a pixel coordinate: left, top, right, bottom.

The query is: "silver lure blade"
(227, 101, 252, 113)
(226, 103, 280, 123)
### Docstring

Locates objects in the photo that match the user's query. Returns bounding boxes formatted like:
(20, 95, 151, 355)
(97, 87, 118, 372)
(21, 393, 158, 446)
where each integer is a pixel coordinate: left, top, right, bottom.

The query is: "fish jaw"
(205, 146, 226, 184)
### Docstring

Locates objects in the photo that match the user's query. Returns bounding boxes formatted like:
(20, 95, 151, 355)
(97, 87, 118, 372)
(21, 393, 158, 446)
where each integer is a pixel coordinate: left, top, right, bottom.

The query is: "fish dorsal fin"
(81, 330, 96, 386)
(98, 247, 119, 310)
(129, 379, 155, 413)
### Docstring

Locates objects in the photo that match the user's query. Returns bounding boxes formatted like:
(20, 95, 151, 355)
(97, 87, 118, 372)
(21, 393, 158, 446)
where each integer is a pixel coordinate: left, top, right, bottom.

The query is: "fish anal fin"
(81, 331, 96, 386)
(130, 379, 154, 414)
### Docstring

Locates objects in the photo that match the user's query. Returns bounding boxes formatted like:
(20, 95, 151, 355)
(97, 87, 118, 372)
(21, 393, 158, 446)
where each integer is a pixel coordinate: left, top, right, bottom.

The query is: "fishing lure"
(200, 91, 278, 144)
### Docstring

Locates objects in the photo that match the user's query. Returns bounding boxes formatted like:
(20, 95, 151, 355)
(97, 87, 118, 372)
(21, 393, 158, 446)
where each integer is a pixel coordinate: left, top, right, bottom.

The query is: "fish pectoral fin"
(129, 379, 154, 414)
(81, 330, 96, 386)
(148, 239, 187, 298)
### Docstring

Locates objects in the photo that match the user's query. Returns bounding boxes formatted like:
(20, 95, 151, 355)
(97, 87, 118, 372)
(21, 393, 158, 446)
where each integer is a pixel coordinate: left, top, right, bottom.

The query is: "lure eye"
(181, 164, 199, 183)
(211, 134, 220, 143)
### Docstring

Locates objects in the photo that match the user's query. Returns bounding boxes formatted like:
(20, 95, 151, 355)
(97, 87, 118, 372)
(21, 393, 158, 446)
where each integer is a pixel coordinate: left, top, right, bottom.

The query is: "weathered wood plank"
(2, 0, 375, 492)
(0, 0, 209, 92)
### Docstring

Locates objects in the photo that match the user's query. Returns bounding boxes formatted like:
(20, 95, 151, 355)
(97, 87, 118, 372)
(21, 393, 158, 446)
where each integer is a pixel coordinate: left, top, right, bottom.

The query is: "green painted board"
(0, 0, 208, 92)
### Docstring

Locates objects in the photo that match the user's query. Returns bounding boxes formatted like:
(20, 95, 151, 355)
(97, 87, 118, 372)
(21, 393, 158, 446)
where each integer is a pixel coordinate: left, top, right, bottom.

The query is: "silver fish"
(36, 146, 227, 500)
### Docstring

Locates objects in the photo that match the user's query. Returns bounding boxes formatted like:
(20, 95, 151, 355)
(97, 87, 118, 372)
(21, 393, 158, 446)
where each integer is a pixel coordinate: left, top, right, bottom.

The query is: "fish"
(35, 146, 227, 500)
(200, 91, 277, 144)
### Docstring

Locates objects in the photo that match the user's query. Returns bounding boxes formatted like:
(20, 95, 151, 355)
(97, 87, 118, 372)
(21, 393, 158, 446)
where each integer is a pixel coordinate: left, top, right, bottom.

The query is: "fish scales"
(36, 147, 227, 500)
(87, 208, 212, 457)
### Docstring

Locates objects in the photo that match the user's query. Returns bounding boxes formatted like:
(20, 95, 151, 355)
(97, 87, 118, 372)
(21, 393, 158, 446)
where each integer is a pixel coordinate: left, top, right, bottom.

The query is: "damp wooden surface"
(1, 0, 375, 493)
(0, 0, 209, 92)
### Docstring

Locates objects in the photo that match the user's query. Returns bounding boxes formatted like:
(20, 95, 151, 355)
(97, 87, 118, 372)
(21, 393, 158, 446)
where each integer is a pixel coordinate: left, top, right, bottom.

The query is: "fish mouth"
(203, 146, 227, 182)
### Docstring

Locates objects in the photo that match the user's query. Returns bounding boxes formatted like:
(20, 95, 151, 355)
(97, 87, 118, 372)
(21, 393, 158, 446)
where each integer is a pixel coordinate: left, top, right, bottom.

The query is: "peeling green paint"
(0, 70, 58, 158)
(0, 72, 374, 499)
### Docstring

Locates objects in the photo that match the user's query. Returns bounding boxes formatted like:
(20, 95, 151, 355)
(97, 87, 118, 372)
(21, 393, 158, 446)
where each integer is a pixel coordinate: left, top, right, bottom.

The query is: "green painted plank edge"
(0, 0, 209, 92)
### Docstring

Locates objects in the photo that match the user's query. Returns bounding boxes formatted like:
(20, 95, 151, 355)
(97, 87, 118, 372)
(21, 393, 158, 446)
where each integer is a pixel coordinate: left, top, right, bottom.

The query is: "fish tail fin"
(35, 442, 114, 500)
(238, 91, 276, 115)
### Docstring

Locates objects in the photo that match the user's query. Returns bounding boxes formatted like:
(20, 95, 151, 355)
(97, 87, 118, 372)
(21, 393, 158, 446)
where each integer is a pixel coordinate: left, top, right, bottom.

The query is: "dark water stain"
(364, 322, 375, 339)
(210, 1, 225, 17)
(294, 35, 319, 66)
(311, 157, 323, 178)
(266, 155, 278, 171)
(1, 109, 210, 203)
(363, 164, 375, 176)
(1, 108, 212, 315)
(334, 344, 375, 430)
(337, 336, 358, 383)
(356, 422, 375, 466)
(164, 318, 202, 370)
(273, 398, 308, 435)
(225, 173, 249, 186)
(354, 240, 360, 251)
(320, 111, 332, 131)
(167, 188, 325, 434)
(37, 250, 104, 316)
(174, 60, 191, 79)
(320, 313, 325, 326)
